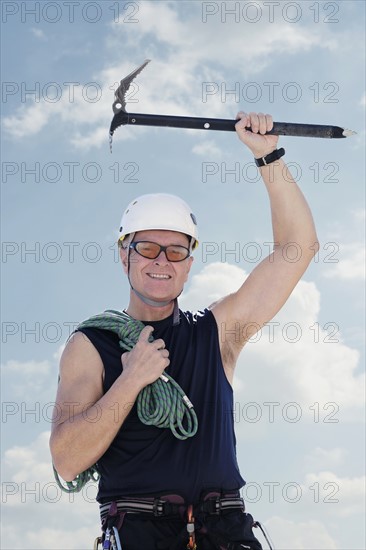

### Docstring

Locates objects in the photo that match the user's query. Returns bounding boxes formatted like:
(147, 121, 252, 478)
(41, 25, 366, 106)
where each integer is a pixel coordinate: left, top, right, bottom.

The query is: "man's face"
(120, 229, 194, 303)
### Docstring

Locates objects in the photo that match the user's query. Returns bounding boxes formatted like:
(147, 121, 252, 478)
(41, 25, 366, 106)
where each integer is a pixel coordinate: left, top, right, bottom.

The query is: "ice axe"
(109, 60, 356, 150)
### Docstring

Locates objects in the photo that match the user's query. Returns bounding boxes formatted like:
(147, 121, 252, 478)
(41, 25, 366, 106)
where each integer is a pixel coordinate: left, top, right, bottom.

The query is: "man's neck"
(125, 295, 175, 321)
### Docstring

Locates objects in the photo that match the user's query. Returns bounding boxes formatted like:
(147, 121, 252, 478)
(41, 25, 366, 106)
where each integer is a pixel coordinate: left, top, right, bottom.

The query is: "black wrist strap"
(255, 147, 285, 167)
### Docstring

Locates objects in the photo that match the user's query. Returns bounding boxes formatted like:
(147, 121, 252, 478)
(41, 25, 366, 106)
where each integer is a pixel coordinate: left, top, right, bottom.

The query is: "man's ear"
(119, 245, 128, 273)
(184, 256, 194, 282)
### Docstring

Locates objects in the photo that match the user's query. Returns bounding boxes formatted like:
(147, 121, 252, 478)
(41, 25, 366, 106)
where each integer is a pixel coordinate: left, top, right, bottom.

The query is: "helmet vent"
(190, 213, 197, 225)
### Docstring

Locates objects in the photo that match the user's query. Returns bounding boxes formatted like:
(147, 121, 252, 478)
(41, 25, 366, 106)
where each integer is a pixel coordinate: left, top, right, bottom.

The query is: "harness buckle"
(186, 504, 197, 550)
(201, 496, 220, 515)
(153, 498, 162, 517)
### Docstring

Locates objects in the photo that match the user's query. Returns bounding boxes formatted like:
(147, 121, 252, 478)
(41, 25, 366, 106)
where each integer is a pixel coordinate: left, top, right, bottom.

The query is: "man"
(50, 112, 318, 549)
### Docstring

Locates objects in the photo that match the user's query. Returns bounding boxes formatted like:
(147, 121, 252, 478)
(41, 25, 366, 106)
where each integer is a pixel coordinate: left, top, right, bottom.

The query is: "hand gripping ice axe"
(109, 60, 356, 150)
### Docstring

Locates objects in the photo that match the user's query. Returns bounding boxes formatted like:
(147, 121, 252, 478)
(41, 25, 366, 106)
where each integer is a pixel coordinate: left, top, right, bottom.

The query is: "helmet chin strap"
(126, 235, 180, 325)
(130, 286, 173, 308)
(131, 288, 180, 326)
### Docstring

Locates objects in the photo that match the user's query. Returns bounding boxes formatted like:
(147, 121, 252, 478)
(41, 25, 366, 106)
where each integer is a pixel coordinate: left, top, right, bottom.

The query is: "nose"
(154, 249, 169, 264)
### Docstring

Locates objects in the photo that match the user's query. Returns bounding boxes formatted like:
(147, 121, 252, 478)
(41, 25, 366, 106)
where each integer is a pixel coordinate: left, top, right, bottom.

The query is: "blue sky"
(1, 1, 365, 548)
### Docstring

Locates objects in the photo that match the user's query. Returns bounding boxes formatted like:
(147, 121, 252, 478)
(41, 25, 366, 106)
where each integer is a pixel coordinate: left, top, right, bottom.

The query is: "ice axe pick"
(109, 60, 356, 150)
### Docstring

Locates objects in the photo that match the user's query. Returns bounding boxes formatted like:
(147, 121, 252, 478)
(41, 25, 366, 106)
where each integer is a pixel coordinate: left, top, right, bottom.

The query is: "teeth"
(148, 273, 170, 279)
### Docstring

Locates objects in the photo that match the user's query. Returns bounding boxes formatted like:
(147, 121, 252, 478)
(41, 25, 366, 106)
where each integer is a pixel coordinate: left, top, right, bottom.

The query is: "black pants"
(114, 510, 263, 550)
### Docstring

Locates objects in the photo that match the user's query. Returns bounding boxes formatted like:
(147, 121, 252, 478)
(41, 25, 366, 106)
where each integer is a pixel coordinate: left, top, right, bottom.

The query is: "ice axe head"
(109, 59, 150, 147)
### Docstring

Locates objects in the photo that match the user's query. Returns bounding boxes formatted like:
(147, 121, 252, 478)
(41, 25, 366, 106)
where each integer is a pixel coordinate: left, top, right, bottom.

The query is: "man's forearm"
(260, 158, 318, 254)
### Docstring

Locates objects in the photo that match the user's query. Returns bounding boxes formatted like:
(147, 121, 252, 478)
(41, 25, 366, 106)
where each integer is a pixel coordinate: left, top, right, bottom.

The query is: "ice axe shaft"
(111, 111, 352, 138)
(109, 60, 356, 147)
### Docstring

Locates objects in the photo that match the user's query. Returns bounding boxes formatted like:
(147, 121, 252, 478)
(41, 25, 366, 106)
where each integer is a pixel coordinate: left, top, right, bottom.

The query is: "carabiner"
(186, 504, 197, 550)
(103, 527, 111, 550)
(111, 526, 122, 550)
(253, 521, 274, 550)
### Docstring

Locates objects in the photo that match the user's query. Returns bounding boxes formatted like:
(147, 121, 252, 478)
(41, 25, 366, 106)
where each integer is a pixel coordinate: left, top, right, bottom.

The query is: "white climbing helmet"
(118, 193, 199, 249)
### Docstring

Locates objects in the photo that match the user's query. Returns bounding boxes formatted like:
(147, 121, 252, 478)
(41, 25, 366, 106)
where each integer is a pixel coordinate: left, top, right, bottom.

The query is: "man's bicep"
(52, 332, 105, 429)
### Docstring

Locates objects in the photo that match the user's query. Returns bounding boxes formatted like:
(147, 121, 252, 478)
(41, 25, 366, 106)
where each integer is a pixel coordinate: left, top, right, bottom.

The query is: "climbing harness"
(99, 493, 245, 522)
(53, 309, 198, 493)
(97, 492, 274, 549)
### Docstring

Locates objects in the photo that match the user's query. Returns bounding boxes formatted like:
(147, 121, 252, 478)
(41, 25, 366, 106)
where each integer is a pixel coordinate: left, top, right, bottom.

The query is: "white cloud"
(1, 357, 57, 401)
(70, 125, 113, 151)
(323, 243, 365, 281)
(2, 75, 111, 143)
(30, 28, 47, 40)
(2, 103, 53, 138)
(192, 139, 222, 157)
(321, 210, 365, 280)
(303, 471, 366, 518)
(180, 261, 247, 310)
(351, 208, 365, 223)
(303, 447, 348, 470)
(112, 2, 338, 70)
(264, 516, 338, 549)
(1, 432, 100, 549)
(52, 344, 65, 364)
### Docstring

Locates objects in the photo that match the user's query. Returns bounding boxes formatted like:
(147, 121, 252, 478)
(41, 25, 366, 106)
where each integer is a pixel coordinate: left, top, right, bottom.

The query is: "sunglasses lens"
(134, 242, 161, 259)
(166, 246, 189, 262)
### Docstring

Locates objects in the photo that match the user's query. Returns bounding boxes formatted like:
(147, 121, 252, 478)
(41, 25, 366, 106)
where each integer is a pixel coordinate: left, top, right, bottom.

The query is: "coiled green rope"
(54, 309, 198, 492)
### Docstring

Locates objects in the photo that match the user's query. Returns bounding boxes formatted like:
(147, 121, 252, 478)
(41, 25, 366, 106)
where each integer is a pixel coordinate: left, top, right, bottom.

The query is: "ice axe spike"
(109, 60, 356, 151)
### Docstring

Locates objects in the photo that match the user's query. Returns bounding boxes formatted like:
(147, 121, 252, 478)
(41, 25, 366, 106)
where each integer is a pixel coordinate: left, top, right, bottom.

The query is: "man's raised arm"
(211, 111, 319, 377)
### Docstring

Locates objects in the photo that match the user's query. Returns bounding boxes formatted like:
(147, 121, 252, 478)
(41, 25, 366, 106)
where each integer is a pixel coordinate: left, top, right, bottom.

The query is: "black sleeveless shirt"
(78, 308, 245, 503)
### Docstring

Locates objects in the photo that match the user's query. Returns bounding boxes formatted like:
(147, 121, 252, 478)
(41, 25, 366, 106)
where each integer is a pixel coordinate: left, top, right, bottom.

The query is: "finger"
(235, 110, 247, 121)
(154, 338, 166, 350)
(249, 112, 260, 133)
(138, 325, 154, 342)
(257, 112, 267, 135)
(265, 114, 273, 132)
(235, 112, 249, 131)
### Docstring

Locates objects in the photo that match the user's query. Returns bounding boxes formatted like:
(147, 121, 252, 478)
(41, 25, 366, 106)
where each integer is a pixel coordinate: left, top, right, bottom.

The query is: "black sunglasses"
(129, 241, 190, 262)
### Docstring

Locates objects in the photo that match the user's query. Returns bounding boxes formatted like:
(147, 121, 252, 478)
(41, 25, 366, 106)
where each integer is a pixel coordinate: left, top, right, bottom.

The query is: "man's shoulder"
(179, 308, 217, 329)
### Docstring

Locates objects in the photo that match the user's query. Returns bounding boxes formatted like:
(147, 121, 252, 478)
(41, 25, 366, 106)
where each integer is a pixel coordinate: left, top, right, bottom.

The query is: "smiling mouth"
(147, 273, 171, 279)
